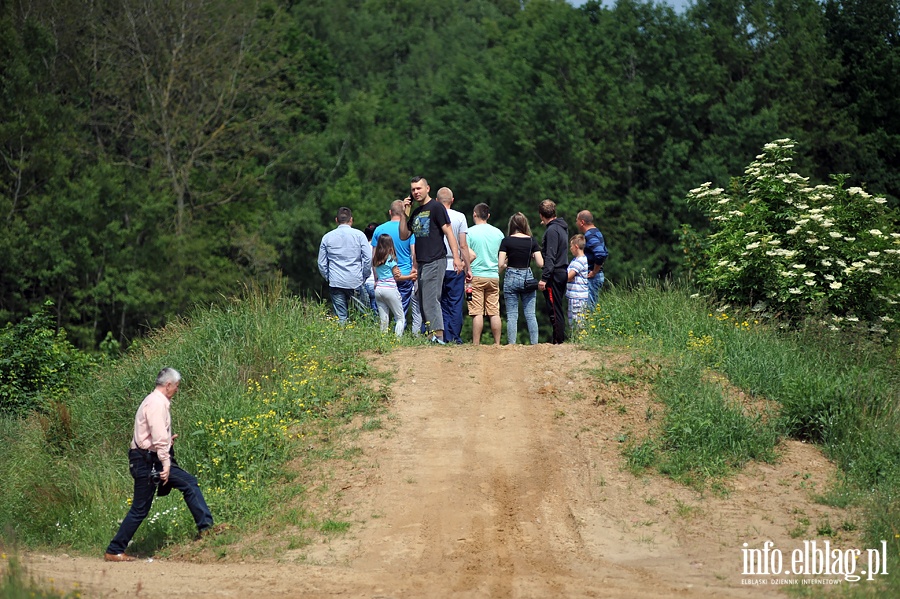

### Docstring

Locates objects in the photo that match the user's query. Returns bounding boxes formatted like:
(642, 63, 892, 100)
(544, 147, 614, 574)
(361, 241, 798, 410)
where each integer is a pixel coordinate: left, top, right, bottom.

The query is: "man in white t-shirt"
(438, 187, 472, 343)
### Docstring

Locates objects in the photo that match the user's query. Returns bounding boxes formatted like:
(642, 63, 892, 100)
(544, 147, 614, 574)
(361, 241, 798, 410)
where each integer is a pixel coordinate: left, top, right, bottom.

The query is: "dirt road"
(26, 344, 854, 597)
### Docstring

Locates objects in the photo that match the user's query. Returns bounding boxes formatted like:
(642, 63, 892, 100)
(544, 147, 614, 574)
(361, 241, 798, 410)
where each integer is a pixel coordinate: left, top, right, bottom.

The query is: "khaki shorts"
(468, 276, 500, 316)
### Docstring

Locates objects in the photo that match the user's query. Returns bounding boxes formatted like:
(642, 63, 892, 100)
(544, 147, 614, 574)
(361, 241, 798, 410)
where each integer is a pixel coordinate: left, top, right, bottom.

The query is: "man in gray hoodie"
(537, 199, 569, 344)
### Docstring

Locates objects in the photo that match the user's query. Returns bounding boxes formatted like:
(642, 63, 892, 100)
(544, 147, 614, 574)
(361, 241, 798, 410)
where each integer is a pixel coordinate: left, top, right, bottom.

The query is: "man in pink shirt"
(105, 367, 215, 561)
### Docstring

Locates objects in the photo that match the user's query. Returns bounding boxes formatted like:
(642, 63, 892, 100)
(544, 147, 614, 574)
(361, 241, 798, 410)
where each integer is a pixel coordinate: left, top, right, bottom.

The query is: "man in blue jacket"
(576, 210, 609, 311)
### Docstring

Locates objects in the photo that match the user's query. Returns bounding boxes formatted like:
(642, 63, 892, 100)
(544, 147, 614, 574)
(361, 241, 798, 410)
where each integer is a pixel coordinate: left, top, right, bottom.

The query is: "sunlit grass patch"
(318, 519, 351, 534)
(654, 363, 779, 483)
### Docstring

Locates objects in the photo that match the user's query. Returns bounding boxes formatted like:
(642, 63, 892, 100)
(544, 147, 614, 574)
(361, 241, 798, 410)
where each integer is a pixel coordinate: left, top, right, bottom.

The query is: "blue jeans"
(503, 268, 539, 345)
(587, 272, 605, 311)
(329, 286, 366, 324)
(398, 279, 422, 335)
(364, 280, 378, 314)
(107, 449, 213, 554)
(440, 270, 466, 343)
(398, 279, 415, 314)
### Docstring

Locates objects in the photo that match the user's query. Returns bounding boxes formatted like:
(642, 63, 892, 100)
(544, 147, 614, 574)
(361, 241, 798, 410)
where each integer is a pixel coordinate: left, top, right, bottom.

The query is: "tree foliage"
(0, 0, 897, 347)
(0, 303, 93, 417)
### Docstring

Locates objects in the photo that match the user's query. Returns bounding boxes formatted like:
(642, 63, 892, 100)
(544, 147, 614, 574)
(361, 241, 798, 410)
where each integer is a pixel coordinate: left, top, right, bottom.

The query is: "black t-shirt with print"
(407, 199, 451, 264)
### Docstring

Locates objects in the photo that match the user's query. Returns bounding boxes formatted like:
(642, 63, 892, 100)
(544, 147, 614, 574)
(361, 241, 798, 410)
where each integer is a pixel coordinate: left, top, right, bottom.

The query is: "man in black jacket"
(537, 199, 569, 344)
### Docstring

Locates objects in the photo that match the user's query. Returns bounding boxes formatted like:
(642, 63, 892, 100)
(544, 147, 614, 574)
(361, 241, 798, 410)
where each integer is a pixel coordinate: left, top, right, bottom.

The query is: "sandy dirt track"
(24, 344, 856, 597)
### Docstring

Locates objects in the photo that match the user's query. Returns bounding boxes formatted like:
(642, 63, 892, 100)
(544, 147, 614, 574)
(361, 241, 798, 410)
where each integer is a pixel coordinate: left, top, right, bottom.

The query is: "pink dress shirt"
(130, 388, 172, 469)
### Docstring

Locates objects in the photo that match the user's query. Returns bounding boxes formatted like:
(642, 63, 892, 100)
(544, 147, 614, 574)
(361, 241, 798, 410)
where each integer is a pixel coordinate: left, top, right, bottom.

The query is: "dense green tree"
(824, 0, 900, 202)
(2, 0, 899, 346)
(0, 10, 90, 331)
(1, 1, 335, 345)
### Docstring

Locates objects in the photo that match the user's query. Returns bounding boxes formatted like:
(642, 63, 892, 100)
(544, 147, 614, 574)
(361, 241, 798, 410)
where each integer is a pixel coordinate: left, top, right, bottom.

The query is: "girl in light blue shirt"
(373, 234, 416, 336)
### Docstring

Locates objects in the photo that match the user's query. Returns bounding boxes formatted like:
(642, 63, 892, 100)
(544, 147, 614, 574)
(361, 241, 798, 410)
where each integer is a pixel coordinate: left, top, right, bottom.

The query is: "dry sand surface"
(24, 344, 858, 597)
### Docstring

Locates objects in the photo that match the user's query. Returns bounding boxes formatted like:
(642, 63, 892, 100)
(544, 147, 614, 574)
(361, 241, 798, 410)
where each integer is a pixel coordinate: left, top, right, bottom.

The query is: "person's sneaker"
(430, 335, 446, 345)
(104, 552, 136, 562)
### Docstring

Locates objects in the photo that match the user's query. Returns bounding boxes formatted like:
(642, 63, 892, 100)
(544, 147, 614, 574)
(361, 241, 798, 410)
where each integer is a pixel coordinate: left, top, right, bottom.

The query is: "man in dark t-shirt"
(399, 176, 463, 344)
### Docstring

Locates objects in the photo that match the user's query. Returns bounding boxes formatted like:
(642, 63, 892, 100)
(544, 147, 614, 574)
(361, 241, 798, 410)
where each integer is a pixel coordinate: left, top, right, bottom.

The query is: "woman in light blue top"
(373, 234, 417, 336)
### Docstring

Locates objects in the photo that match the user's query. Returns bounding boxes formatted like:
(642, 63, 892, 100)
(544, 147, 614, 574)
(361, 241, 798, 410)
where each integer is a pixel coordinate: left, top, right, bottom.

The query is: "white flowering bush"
(684, 139, 900, 332)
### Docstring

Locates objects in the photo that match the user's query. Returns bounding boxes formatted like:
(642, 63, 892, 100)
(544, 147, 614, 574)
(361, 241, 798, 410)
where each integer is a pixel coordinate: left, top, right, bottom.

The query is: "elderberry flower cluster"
(684, 139, 899, 331)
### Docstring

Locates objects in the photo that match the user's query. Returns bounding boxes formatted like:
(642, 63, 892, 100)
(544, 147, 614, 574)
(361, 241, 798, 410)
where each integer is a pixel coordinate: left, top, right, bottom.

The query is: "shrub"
(682, 139, 900, 331)
(0, 304, 94, 417)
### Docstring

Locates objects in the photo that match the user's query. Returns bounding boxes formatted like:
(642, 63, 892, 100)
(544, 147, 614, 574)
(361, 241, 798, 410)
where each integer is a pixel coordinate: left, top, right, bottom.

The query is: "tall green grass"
(654, 362, 779, 482)
(0, 280, 402, 556)
(584, 280, 900, 596)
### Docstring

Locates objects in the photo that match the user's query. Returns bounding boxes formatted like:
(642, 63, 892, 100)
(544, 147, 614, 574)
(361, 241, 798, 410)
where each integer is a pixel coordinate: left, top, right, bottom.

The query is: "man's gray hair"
(156, 367, 182, 386)
(436, 187, 454, 204)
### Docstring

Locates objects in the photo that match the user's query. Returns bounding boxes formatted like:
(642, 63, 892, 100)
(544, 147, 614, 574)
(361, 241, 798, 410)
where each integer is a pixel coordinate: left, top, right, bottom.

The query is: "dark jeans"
(106, 449, 213, 554)
(329, 286, 366, 324)
(397, 279, 423, 335)
(440, 269, 466, 343)
(398, 279, 415, 314)
(543, 271, 567, 344)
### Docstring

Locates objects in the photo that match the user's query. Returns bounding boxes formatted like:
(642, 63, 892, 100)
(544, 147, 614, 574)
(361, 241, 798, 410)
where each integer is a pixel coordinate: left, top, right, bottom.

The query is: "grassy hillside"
(0, 282, 405, 558)
(583, 281, 900, 596)
(2, 280, 899, 596)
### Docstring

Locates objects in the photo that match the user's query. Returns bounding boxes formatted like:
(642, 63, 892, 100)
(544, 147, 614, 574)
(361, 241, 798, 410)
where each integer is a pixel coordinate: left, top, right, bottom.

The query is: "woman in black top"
(498, 212, 544, 345)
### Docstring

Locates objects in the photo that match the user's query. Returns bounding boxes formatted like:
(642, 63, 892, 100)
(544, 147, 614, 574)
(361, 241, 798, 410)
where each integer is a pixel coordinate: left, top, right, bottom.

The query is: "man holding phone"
(399, 176, 463, 344)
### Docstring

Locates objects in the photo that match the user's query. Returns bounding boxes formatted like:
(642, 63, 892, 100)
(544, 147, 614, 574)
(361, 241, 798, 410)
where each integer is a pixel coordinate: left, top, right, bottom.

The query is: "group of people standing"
(317, 176, 608, 345)
(101, 181, 604, 561)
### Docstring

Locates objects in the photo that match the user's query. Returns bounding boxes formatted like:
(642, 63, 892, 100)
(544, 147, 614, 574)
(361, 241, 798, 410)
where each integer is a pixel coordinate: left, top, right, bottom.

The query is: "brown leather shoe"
(104, 552, 136, 562)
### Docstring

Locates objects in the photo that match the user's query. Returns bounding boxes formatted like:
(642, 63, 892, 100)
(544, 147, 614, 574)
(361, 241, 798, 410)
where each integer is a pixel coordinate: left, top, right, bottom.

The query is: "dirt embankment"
(25, 344, 857, 598)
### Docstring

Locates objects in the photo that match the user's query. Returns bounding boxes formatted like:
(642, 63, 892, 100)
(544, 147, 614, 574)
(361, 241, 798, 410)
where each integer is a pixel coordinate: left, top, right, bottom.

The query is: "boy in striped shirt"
(566, 234, 589, 329)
